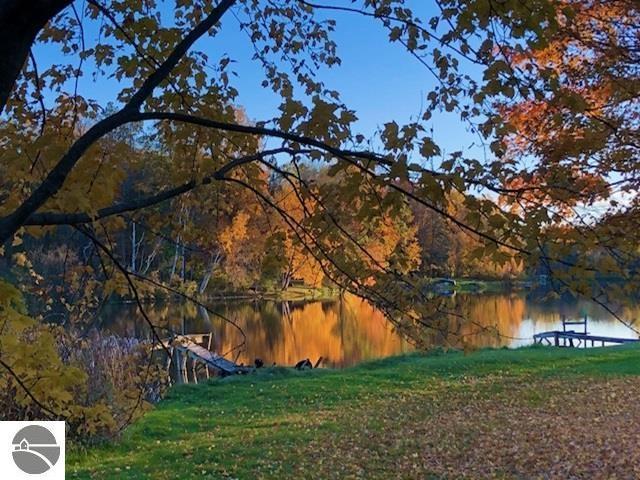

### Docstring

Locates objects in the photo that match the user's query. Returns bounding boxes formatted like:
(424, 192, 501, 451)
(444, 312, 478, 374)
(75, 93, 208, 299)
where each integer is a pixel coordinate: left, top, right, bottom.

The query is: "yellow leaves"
(53, 143, 126, 215)
(0, 283, 155, 440)
(13, 252, 28, 267)
(219, 211, 250, 256)
(382, 121, 401, 151)
(0, 280, 90, 419)
(103, 276, 130, 298)
(0, 279, 27, 313)
(278, 99, 307, 131)
(68, 402, 118, 437)
(419, 137, 440, 159)
(291, 255, 325, 289)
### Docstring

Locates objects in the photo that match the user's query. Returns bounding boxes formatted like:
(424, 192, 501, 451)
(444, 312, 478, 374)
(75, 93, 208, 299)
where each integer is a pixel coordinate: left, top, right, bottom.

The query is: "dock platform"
(533, 316, 639, 348)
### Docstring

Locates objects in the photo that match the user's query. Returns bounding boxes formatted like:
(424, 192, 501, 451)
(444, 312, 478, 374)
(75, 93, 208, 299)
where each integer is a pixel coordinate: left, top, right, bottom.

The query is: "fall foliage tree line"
(7, 150, 525, 307)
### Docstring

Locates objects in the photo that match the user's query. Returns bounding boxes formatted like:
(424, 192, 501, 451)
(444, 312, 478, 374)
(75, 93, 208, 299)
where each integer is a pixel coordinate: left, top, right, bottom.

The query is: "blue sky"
(33, 1, 483, 161)
(209, 3, 484, 159)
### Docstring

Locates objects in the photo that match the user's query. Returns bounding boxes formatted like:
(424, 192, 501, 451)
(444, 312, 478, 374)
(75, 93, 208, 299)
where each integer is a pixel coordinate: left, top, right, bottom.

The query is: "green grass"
(445, 278, 531, 293)
(204, 286, 340, 302)
(68, 345, 640, 479)
(276, 285, 339, 301)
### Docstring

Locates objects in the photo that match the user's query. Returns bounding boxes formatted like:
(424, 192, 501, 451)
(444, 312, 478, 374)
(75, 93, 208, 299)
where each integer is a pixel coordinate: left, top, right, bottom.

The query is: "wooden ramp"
(156, 333, 249, 382)
(179, 340, 248, 376)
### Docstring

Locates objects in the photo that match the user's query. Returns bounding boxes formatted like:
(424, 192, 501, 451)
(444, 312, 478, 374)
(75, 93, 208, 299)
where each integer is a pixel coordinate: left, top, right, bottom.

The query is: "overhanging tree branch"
(25, 147, 293, 226)
(130, 111, 532, 256)
(76, 225, 247, 353)
(0, 0, 237, 245)
(23, 107, 605, 275)
(125, 112, 611, 275)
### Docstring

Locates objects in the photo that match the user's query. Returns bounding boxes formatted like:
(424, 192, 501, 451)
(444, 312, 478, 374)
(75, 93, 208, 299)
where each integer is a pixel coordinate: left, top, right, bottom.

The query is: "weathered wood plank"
(154, 333, 249, 376)
(182, 342, 248, 375)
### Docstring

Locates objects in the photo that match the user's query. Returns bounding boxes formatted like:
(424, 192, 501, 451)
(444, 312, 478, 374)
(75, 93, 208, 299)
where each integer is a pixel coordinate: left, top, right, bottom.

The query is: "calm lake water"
(98, 292, 640, 368)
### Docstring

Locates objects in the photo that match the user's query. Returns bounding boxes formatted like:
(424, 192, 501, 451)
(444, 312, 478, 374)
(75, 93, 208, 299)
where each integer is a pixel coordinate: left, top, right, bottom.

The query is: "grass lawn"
(68, 345, 640, 479)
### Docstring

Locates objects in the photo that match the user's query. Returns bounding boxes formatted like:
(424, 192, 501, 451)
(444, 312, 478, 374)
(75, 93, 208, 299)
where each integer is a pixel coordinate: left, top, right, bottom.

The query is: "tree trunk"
(170, 236, 181, 280)
(0, 0, 71, 112)
(282, 269, 292, 290)
(130, 221, 137, 272)
(141, 238, 162, 275)
(198, 252, 221, 295)
(180, 244, 186, 282)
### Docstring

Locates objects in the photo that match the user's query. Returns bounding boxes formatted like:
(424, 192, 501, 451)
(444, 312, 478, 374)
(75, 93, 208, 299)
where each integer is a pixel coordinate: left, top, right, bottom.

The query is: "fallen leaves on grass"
(296, 376, 640, 479)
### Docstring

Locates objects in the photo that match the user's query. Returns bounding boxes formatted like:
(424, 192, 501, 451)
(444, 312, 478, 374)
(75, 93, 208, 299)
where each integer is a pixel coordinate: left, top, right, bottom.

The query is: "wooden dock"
(533, 316, 640, 348)
(156, 333, 249, 383)
(533, 330, 640, 347)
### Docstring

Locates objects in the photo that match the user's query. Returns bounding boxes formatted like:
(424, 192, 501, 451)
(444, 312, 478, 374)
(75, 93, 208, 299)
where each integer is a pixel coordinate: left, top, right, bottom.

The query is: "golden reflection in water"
(209, 295, 413, 367)
(100, 292, 638, 367)
(419, 293, 528, 348)
(101, 295, 413, 367)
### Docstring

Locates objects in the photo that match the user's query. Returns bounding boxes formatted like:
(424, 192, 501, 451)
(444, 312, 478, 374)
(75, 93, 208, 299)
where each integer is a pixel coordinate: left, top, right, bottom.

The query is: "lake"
(98, 292, 640, 368)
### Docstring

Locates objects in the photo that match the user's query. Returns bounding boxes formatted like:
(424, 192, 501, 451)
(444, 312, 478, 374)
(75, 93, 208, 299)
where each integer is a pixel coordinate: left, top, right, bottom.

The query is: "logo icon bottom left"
(12, 424, 61, 475)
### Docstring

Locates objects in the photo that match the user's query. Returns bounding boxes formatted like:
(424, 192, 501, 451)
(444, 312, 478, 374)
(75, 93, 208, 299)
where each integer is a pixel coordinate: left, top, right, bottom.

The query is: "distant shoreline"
(107, 279, 535, 305)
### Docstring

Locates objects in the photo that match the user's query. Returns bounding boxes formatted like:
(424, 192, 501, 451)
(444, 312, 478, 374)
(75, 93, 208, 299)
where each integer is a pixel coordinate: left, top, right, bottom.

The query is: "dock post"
(191, 358, 198, 385)
(181, 351, 188, 383)
(165, 347, 173, 371)
(175, 348, 183, 383)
